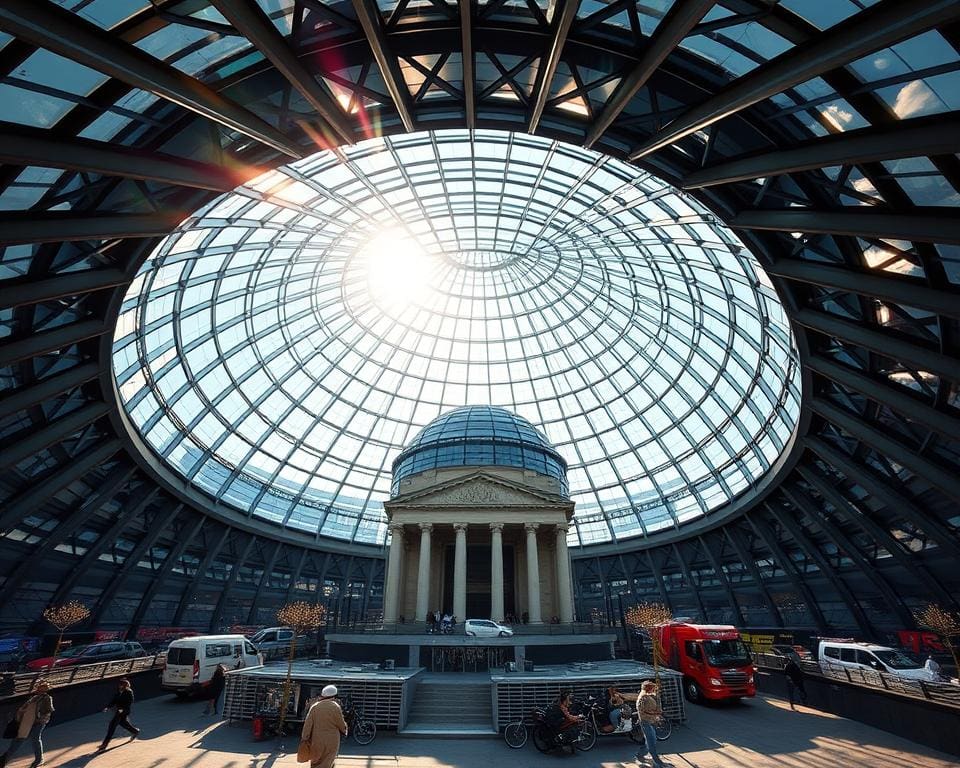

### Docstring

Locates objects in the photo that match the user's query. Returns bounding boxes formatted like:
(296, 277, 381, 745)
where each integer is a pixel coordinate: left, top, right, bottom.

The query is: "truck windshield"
(873, 650, 922, 670)
(703, 639, 751, 667)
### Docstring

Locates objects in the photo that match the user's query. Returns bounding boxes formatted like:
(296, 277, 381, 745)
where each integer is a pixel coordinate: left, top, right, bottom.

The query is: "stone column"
(525, 523, 542, 624)
(382, 522, 405, 624)
(490, 523, 504, 622)
(414, 523, 433, 622)
(453, 523, 468, 621)
(555, 523, 574, 623)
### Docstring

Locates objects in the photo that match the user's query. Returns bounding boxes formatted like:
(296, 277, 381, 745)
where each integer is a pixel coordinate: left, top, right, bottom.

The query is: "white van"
(818, 640, 928, 681)
(162, 635, 262, 696)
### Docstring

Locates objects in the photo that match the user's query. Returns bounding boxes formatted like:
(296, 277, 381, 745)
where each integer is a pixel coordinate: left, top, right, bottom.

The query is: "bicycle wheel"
(503, 721, 528, 749)
(532, 725, 552, 753)
(575, 721, 597, 751)
(655, 718, 672, 741)
(353, 719, 377, 745)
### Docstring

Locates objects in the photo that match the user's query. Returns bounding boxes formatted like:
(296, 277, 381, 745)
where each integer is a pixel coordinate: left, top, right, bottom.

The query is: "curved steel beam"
(0, 0, 302, 158)
(731, 208, 960, 245)
(585, 0, 715, 147)
(793, 309, 960, 383)
(768, 259, 960, 321)
(683, 113, 960, 188)
(811, 398, 960, 504)
(210, 0, 354, 145)
(803, 436, 960, 560)
(0, 212, 184, 248)
(0, 122, 265, 191)
(629, 0, 960, 159)
(528, 0, 581, 133)
(0, 363, 100, 421)
(351, 0, 416, 132)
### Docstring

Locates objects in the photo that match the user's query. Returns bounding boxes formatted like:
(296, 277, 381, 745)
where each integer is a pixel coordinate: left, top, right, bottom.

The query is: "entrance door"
(442, 544, 514, 619)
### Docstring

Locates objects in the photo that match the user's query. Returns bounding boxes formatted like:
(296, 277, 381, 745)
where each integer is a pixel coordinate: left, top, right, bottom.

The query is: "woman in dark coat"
(203, 664, 227, 716)
(97, 678, 140, 750)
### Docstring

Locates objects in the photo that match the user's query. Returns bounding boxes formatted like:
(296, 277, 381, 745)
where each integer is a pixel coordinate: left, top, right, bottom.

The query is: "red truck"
(659, 622, 756, 703)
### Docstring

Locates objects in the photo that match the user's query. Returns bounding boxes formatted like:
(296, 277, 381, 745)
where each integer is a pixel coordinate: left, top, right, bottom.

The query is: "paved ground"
(5, 693, 956, 768)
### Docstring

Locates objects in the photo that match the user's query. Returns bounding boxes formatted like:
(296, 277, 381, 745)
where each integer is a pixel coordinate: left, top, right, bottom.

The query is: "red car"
(27, 641, 146, 671)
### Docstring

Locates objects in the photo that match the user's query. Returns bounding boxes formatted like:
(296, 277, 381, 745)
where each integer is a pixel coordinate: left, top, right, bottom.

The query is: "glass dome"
(392, 405, 568, 495)
(112, 129, 801, 547)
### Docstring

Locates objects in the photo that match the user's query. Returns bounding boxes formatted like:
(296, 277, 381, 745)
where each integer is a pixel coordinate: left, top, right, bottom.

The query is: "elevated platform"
(325, 630, 617, 669)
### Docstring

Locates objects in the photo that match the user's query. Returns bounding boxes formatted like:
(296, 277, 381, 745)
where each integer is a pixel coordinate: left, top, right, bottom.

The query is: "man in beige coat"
(1, 680, 54, 768)
(301, 685, 348, 768)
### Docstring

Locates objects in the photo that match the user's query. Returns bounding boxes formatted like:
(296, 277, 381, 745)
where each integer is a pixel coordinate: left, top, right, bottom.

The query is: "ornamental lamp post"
(42, 601, 91, 669)
(275, 601, 326, 733)
(625, 602, 673, 682)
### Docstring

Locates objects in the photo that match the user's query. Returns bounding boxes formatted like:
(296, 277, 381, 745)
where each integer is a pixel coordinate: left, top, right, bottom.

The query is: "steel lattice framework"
(0, 0, 958, 635)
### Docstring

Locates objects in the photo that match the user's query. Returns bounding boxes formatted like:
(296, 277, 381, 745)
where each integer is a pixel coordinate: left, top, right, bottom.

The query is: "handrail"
(1, 654, 166, 700)
(324, 621, 614, 636)
(753, 652, 960, 709)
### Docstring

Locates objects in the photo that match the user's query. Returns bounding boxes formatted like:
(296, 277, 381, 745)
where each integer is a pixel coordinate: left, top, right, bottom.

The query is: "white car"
(464, 619, 514, 638)
(818, 640, 929, 681)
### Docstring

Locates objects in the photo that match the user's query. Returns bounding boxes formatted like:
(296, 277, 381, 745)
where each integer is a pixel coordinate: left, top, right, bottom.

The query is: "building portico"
(382, 468, 575, 625)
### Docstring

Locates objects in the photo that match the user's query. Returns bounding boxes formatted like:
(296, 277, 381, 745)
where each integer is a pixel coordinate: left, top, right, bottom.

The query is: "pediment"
(389, 472, 566, 508)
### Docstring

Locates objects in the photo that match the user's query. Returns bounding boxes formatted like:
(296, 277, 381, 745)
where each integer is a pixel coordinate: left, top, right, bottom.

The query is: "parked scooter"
(577, 695, 645, 746)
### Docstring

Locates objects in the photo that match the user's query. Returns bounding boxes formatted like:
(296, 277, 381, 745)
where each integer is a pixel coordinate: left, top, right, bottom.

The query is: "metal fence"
(493, 668, 685, 729)
(1, 654, 166, 700)
(327, 621, 614, 636)
(753, 652, 960, 709)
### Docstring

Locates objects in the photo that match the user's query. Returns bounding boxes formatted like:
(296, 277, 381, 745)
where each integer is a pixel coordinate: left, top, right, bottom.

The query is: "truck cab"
(660, 623, 756, 704)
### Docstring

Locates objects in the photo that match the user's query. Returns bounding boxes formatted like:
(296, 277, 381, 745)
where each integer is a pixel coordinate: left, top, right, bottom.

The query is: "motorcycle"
(530, 703, 597, 753)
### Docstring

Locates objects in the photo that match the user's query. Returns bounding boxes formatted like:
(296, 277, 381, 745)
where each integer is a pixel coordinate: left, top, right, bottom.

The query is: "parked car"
(818, 640, 928, 681)
(464, 619, 514, 638)
(162, 635, 261, 697)
(26, 641, 147, 671)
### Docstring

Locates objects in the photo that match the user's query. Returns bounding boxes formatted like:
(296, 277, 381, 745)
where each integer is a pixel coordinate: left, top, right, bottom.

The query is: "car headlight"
(709, 677, 723, 686)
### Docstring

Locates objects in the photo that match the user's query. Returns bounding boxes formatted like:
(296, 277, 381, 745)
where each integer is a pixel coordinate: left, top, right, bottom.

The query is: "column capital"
(489, 522, 505, 533)
(418, 522, 433, 533)
(388, 522, 405, 535)
(555, 523, 569, 535)
(524, 522, 540, 534)
(453, 522, 469, 533)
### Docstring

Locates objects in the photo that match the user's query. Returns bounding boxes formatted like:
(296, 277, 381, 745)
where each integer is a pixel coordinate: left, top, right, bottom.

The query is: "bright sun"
(363, 228, 434, 311)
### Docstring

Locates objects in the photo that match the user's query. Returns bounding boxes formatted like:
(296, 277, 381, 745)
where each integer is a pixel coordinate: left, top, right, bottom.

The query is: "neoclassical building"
(381, 406, 576, 625)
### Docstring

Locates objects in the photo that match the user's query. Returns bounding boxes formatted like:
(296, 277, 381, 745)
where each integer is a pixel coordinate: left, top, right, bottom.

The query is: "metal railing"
(753, 652, 960, 709)
(325, 621, 614, 636)
(1, 654, 166, 700)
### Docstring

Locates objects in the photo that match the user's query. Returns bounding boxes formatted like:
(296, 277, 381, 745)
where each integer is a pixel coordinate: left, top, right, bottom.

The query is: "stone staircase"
(401, 680, 497, 736)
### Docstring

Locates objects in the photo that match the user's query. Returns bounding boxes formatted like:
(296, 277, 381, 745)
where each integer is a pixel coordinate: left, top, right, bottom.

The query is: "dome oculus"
(112, 129, 801, 546)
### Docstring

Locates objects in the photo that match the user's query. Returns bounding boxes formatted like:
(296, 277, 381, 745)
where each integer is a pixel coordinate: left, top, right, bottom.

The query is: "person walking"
(97, 679, 139, 751)
(784, 653, 808, 709)
(300, 684, 348, 768)
(203, 664, 227, 716)
(924, 654, 942, 682)
(634, 680, 666, 767)
(0, 679, 54, 768)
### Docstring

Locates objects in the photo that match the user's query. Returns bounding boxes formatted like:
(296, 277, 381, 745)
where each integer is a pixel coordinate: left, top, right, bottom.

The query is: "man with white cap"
(300, 684, 348, 768)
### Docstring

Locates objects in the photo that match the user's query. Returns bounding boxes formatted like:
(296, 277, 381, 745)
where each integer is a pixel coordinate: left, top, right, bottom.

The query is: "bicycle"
(503, 714, 533, 748)
(342, 697, 377, 745)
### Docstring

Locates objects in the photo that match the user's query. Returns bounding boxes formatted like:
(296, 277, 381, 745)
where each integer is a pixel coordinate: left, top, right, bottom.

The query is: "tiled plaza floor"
(4, 693, 956, 768)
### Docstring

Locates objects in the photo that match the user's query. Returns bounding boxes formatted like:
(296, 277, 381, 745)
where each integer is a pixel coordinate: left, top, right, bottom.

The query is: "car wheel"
(684, 677, 702, 704)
